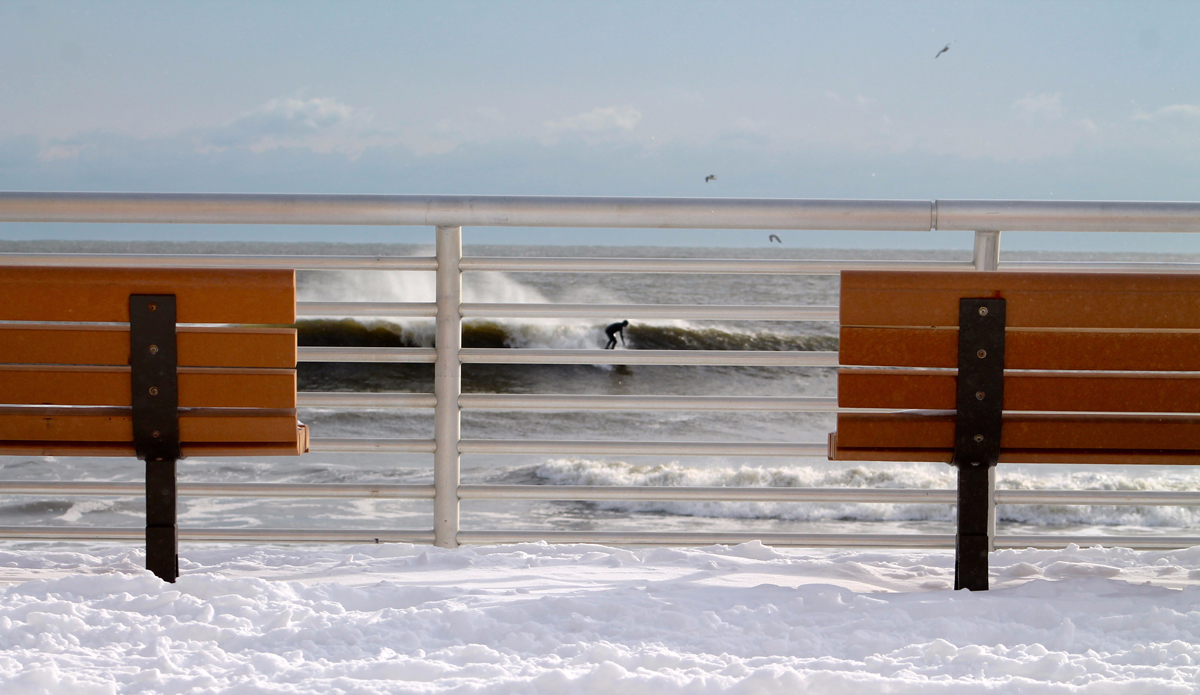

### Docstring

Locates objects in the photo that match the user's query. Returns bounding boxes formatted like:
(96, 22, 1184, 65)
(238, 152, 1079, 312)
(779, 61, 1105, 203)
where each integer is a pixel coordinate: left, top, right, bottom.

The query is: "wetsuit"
(605, 320, 628, 349)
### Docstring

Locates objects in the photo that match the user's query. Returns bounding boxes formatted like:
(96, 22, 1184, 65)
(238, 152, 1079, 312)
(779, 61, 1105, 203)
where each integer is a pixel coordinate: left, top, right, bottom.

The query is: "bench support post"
(952, 297, 1005, 591)
(130, 295, 181, 583)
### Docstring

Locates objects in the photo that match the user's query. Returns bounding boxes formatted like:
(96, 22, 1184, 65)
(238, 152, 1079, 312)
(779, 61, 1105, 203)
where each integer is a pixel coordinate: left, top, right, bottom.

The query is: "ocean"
(3, 240, 1200, 543)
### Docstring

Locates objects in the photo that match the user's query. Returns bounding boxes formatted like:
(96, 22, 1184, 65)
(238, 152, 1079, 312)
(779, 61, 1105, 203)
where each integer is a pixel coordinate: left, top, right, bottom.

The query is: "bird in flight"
(705, 175, 717, 183)
(935, 42, 953, 59)
(769, 234, 782, 244)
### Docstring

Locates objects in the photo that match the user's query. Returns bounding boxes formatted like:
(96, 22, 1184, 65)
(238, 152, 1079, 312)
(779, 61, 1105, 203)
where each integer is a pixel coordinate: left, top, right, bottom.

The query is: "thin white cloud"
(546, 106, 642, 133)
(1134, 104, 1200, 123)
(199, 97, 380, 156)
(1012, 93, 1063, 121)
(36, 143, 85, 162)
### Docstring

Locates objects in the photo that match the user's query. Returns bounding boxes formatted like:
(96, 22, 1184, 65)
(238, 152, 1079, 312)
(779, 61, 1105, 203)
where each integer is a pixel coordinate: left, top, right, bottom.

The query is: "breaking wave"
(298, 318, 835, 352)
(510, 459, 1200, 528)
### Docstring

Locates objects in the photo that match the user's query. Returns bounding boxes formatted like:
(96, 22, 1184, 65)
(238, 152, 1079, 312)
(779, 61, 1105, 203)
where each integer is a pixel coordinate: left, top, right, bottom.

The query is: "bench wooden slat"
(0, 407, 300, 443)
(836, 411, 1200, 451)
(0, 267, 295, 324)
(0, 424, 309, 457)
(0, 325, 296, 368)
(840, 326, 1200, 371)
(839, 369, 1200, 413)
(829, 433, 1200, 465)
(0, 365, 295, 408)
(841, 270, 1200, 329)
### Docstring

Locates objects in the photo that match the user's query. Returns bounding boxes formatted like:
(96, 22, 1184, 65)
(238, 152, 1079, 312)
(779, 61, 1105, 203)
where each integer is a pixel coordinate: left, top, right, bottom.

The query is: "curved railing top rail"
(3, 192, 1200, 232)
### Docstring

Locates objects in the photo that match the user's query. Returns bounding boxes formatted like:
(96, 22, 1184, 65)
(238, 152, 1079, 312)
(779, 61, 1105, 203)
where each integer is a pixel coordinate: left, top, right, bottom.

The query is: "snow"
(2, 541, 1200, 693)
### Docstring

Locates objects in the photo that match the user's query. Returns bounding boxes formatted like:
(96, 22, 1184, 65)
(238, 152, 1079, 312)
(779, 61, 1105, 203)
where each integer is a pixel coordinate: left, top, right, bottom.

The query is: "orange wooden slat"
(840, 270, 1200, 329)
(0, 325, 296, 367)
(836, 411, 1200, 451)
(0, 365, 295, 408)
(0, 407, 299, 443)
(827, 433, 1200, 465)
(839, 326, 1200, 371)
(0, 267, 295, 324)
(838, 369, 1200, 413)
(0, 424, 308, 457)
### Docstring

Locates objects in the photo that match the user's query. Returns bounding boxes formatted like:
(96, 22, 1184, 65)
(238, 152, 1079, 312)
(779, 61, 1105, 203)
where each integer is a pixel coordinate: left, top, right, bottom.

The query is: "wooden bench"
(0, 266, 308, 582)
(830, 270, 1200, 590)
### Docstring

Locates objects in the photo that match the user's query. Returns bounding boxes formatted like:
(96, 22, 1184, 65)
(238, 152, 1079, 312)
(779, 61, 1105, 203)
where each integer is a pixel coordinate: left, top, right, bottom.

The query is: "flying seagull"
(705, 175, 717, 182)
(769, 234, 782, 244)
(935, 42, 953, 59)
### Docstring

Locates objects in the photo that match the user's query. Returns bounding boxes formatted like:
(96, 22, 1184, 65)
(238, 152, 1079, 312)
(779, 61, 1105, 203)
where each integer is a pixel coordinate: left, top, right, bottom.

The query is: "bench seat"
(830, 269, 1200, 589)
(0, 267, 306, 457)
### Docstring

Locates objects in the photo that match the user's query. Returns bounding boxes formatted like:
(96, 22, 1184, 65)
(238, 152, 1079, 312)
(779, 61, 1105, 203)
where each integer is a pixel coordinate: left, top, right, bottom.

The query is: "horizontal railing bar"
(3, 481, 1197, 507)
(6, 193, 1200, 232)
(309, 438, 437, 453)
(1002, 261, 1200, 274)
(461, 531, 1200, 550)
(0, 193, 936, 230)
(459, 349, 839, 366)
(299, 392, 437, 408)
(993, 490, 1200, 505)
(458, 394, 838, 411)
(460, 303, 837, 321)
(298, 301, 438, 318)
(937, 199, 1200, 233)
(0, 252, 437, 270)
(297, 347, 438, 363)
(994, 535, 1200, 550)
(456, 485, 954, 503)
(0, 482, 436, 499)
(461, 257, 976, 274)
(0, 526, 1192, 550)
(458, 531, 954, 547)
(3, 480, 1197, 508)
(457, 439, 828, 456)
(0, 527, 436, 543)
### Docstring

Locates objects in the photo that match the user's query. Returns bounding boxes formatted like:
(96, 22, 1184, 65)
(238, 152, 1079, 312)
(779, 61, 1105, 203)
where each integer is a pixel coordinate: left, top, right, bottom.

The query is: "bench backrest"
(832, 270, 1200, 465)
(0, 266, 306, 457)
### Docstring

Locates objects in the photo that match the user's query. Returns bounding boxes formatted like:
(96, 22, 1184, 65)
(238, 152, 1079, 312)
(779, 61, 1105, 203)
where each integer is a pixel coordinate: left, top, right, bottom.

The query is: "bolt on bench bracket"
(952, 297, 1005, 591)
(130, 295, 180, 583)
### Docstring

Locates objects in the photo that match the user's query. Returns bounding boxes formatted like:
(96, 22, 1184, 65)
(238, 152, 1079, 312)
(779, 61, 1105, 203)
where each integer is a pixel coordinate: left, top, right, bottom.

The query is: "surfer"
(604, 320, 629, 349)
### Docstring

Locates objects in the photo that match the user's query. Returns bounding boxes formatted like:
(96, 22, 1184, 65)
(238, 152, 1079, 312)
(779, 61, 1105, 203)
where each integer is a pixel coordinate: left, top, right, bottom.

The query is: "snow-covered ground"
(2, 541, 1200, 693)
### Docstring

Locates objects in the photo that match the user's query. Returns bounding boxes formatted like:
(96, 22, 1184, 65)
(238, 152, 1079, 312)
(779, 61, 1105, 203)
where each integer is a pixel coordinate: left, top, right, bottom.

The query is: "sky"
(2, 0, 1199, 250)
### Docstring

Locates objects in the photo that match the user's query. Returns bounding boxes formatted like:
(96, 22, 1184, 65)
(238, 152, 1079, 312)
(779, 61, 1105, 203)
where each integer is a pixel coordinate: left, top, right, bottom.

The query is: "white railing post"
(973, 230, 1001, 551)
(973, 229, 1001, 272)
(434, 225, 463, 548)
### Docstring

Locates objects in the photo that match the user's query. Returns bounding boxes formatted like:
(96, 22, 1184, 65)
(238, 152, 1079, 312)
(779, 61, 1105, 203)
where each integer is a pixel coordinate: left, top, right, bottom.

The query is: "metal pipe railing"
(5, 192, 1200, 232)
(0, 252, 438, 270)
(456, 440, 829, 457)
(298, 347, 437, 363)
(458, 349, 839, 366)
(6, 482, 1199, 508)
(6, 192, 1200, 553)
(462, 257, 975, 274)
(459, 303, 837, 321)
(457, 394, 838, 411)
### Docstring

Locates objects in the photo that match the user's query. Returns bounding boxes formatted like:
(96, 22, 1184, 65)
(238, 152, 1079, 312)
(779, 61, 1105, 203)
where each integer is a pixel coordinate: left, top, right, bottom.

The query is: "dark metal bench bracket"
(953, 297, 1006, 591)
(130, 295, 180, 583)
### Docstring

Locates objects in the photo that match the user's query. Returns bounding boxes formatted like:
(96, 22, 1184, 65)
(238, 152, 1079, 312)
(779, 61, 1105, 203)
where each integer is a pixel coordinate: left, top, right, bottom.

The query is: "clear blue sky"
(2, 0, 1199, 250)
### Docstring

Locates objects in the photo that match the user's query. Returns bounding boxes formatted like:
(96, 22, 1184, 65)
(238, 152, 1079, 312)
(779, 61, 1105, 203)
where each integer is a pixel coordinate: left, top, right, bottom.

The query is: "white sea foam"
(532, 459, 1200, 527)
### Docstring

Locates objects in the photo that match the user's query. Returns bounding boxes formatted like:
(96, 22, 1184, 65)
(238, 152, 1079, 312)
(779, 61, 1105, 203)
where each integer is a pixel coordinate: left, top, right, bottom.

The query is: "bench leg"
(146, 458, 178, 582)
(954, 462, 995, 591)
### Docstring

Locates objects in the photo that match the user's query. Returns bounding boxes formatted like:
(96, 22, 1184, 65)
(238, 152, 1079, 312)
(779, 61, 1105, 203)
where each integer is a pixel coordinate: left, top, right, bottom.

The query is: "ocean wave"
(298, 318, 835, 352)
(515, 459, 1200, 527)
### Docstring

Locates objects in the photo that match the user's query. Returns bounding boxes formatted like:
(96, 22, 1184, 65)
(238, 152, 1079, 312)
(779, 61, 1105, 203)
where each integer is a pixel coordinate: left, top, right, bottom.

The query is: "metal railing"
(3, 192, 1200, 551)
